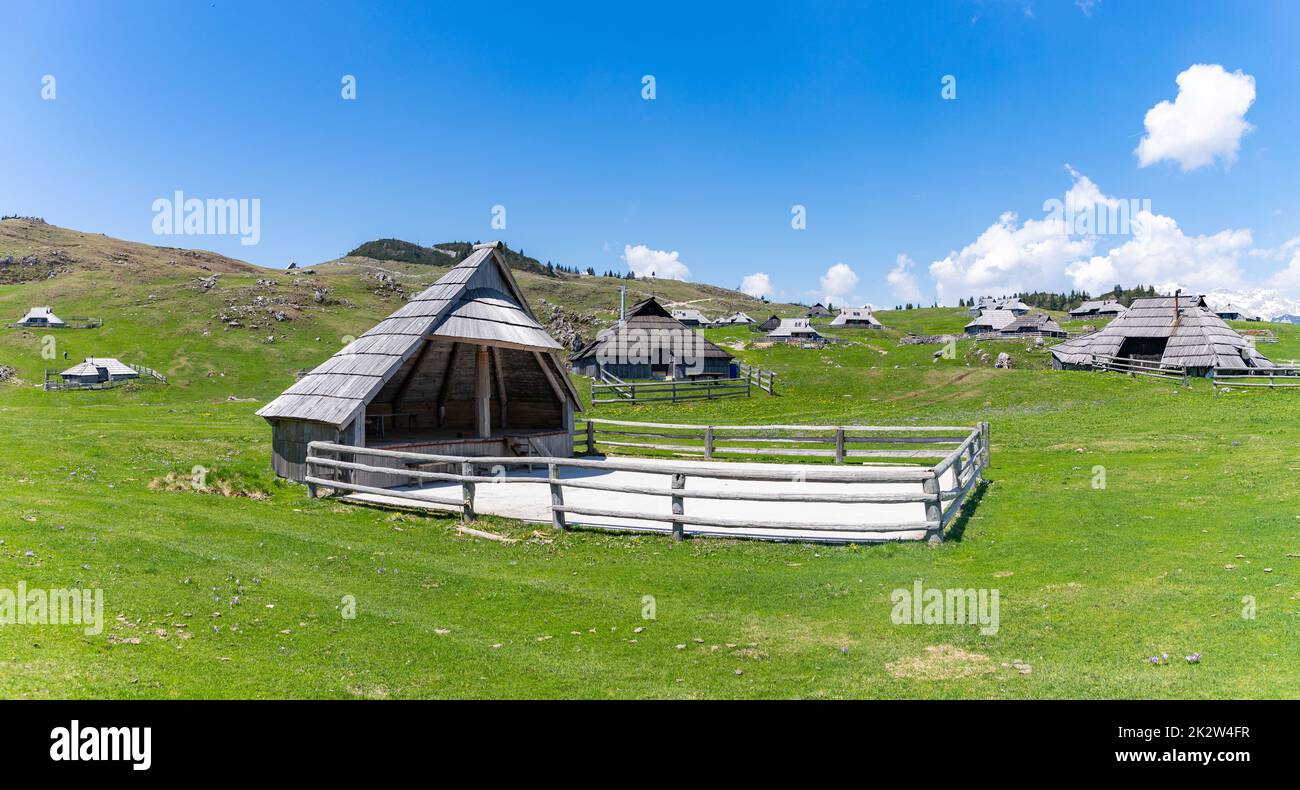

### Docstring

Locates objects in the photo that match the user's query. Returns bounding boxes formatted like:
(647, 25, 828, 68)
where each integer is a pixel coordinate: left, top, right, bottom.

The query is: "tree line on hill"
(956, 284, 1160, 312)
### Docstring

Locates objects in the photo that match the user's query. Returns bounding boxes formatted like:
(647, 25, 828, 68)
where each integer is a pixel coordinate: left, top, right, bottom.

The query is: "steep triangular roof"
(570, 296, 733, 363)
(1051, 295, 1273, 370)
(258, 242, 579, 427)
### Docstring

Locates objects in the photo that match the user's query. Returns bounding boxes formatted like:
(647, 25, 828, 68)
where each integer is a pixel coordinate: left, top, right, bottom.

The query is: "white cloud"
(925, 166, 1273, 303)
(1135, 64, 1256, 171)
(739, 272, 774, 299)
(887, 254, 923, 303)
(819, 262, 859, 305)
(622, 244, 689, 280)
(1076, 0, 1099, 15)
(927, 208, 1094, 304)
(1066, 212, 1252, 294)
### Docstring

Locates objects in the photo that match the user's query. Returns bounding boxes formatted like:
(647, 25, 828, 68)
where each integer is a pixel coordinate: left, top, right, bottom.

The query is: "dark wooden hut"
(569, 296, 734, 380)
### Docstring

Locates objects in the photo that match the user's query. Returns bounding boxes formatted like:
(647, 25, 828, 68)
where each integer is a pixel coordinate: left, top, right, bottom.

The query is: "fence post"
(548, 462, 566, 530)
(671, 473, 686, 541)
(834, 429, 845, 464)
(586, 420, 596, 455)
(924, 474, 943, 544)
(980, 422, 990, 469)
(704, 426, 714, 459)
(460, 461, 476, 521)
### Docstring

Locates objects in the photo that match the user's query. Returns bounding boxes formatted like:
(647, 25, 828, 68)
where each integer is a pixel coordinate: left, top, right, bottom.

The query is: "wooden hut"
(964, 309, 1017, 335)
(1001, 313, 1066, 338)
(1051, 294, 1274, 376)
(1068, 299, 1128, 318)
(716, 311, 755, 325)
(766, 318, 826, 344)
(754, 314, 781, 332)
(60, 358, 137, 385)
(257, 242, 582, 483)
(669, 307, 710, 328)
(16, 306, 66, 328)
(828, 306, 883, 328)
(569, 296, 734, 380)
(805, 303, 833, 318)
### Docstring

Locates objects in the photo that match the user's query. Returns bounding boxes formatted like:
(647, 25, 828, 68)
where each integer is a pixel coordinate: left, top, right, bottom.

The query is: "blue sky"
(4, 1, 1299, 309)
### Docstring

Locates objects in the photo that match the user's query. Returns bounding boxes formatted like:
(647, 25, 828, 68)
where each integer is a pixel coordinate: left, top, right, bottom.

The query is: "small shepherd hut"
(669, 307, 710, 328)
(1068, 299, 1128, 318)
(1001, 312, 1066, 338)
(767, 318, 826, 344)
(16, 306, 66, 328)
(60, 358, 137, 385)
(570, 296, 734, 380)
(964, 309, 1018, 335)
(828, 306, 883, 328)
(754, 314, 782, 332)
(716, 311, 755, 325)
(1051, 293, 1274, 376)
(257, 242, 582, 483)
(805, 303, 833, 318)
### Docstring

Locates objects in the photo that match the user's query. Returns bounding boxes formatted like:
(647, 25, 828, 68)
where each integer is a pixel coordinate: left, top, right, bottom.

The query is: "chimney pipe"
(1173, 289, 1181, 328)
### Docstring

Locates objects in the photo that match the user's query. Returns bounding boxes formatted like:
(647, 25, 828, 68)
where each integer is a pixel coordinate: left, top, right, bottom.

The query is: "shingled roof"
(570, 296, 733, 364)
(1051, 294, 1274, 371)
(257, 242, 578, 427)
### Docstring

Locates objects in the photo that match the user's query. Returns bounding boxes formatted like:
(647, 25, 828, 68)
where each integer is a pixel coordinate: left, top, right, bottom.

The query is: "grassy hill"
(3, 218, 1300, 699)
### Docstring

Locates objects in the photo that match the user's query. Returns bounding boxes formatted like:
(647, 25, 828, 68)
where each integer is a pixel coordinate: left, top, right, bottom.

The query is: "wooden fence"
(43, 363, 167, 391)
(6, 316, 102, 329)
(736, 363, 777, 394)
(590, 373, 752, 405)
(302, 420, 989, 543)
(1211, 366, 1300, 390)
(576, 418, 981, 463)
(1093, 354, 1189, 384)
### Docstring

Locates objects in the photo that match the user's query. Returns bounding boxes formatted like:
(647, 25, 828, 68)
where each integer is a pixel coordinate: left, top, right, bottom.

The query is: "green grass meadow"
(3, 264, 1299, 698)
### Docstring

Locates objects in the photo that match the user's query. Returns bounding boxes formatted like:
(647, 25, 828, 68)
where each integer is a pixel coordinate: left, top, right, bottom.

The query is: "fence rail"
(303, 420, 990, 544)
(736, 363, 777, 394)
(590, 374, 752, 405)
(1093, 354, 1190, 384)
(1211, 366, 1300, 390)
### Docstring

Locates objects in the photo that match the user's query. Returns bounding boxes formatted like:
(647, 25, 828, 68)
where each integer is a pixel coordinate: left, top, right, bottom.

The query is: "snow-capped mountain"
(1198, 288, 1300, 322)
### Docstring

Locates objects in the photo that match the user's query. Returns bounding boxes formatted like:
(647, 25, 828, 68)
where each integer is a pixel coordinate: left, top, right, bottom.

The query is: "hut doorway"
(1116, 336, 1168, 362)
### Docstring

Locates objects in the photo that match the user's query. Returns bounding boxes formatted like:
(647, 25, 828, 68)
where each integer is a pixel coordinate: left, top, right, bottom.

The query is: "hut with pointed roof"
(754, 314, 782, 332)
(1069, 299, 1128, 318)
(258, 242, 582, 482)
(669, 307, 711, 328)
(964, 309, 1018, 335)
(1050, 294, 1274, 376)
(715, 311, 755, 325)
(16, 306, 67, 328)
(569, 296, 734, 380)
(828, 306, 884, 328)
(59, 357, 137, 386)
(805, 303, 833, 318)
(767, 318, 826, 344)
(1001, 312, 1066, 338)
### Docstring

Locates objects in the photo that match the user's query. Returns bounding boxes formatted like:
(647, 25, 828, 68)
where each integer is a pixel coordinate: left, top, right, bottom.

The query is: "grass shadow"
(943, 479, 991, 543)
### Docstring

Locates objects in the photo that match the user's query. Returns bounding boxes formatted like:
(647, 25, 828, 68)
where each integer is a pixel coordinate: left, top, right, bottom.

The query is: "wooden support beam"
(475, 345, 491, 439)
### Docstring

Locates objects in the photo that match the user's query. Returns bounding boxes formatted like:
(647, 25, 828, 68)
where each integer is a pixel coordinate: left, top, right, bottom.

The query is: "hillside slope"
(0, 220, 800, 397)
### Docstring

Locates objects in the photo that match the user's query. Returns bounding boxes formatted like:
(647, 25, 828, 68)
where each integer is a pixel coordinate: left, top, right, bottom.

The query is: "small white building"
(16, 306, 66, 328)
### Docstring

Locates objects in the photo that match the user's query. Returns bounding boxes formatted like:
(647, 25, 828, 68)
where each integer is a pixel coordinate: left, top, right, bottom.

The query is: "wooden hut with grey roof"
(257, 242, 582, 483)
(1050, 293, 1274, 376)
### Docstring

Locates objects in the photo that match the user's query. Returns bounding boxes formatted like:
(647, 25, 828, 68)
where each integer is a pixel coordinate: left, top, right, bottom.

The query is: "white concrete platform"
(340, 455, 960, 543)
